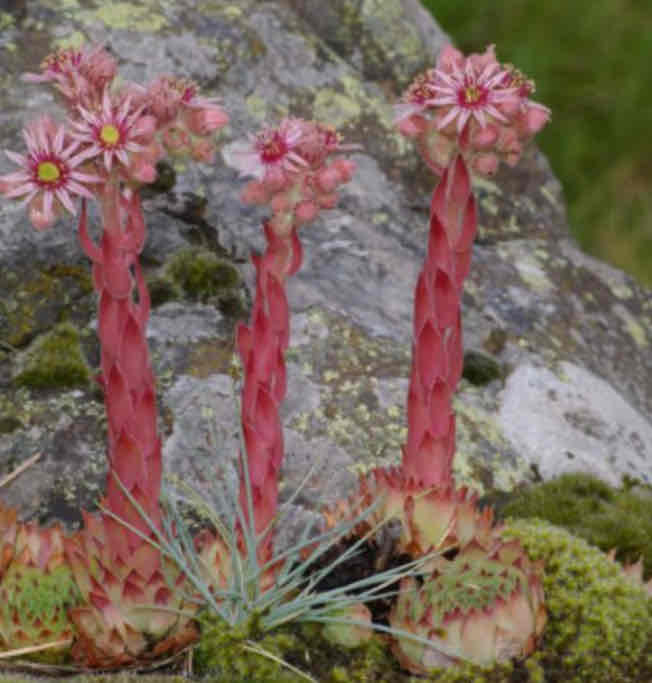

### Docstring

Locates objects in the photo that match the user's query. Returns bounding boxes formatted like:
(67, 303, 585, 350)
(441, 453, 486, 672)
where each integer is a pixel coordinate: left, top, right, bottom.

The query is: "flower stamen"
(100, 124, 120, 147)
(461, 83, 487, 107)
(259, 133, 289, 164)
(36, 160, 62, 184)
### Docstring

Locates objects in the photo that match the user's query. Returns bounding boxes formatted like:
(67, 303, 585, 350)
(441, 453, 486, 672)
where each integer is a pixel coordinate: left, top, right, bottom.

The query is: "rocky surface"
(0, 0, 650, 531)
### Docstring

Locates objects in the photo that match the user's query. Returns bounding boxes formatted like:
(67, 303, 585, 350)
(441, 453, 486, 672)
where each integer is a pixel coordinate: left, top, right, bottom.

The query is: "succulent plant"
(64, 510, 199, 668)
(0, 520, 80, 663)
(323, 466, 497, 559)
(0, 502, 17, 579)
(193, 527, 281, 602)
(321, 600, 374, 648)
(606, 549, 652, 596)
(389, 539, 546, 672)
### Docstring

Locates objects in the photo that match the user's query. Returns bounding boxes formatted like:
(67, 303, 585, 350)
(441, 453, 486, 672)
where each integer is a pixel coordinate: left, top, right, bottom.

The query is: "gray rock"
(0, 0, 650, 534)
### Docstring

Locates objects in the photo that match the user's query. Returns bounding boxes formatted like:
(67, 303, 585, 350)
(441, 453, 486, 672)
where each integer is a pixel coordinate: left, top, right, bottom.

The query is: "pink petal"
(116, 149, 129, 166)
(77, 106, 97, 125)
(61, 139, 82, 159)
(53, 125, 65, 154)
(55, 187, 76, 214)
(433, 69, 457, 88)
(14, 188, 38, 206)
(102, 88, 112, 118)
(485, 104, 509, 123)
(4, 182, 35, 198)
(5, 150, 28, 167)
(36, 122, 49, 152)
(473, 109, 487, 128)
(43, 190, 54, 219)
(22, 128, 37, 154)
(67, 179, 95, 199)
(118, 96, 132, 123)
(0, 170, 31, 183)
(456, 108, 471, 133)
(437, 107, 459, 130)
(70, 170, 102, 184)
(69, 145, 101, 167)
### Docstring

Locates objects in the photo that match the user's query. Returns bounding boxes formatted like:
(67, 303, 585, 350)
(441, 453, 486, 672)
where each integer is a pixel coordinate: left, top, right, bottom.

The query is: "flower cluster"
(225, 117, 356, 235)
(23, 45, 118, 109)
(0, 116, 100, 230)
(1, 45, 228, 230)
(395, 44, 550, 175)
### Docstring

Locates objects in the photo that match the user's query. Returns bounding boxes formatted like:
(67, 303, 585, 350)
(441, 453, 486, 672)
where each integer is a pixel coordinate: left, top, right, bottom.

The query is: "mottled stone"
(0, 0, 650, 532)
(499, 363, 652, 485)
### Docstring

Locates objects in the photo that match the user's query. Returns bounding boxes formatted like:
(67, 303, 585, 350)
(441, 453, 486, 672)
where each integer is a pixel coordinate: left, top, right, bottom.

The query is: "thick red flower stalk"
(402, 154, 474, 487)
(235, 221, 301, 554)
(77, 185, 162, 543)
(397, 45, 550, 488)
(226, 119, 356, 555)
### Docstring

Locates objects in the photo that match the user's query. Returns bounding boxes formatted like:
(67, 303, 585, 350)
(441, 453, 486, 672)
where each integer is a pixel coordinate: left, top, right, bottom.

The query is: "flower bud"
(472, 153, 498, 176)
(397, 115, 426, 137)
(294, 200, 319, 225)
(129, 157, 157, 183)
(271, 193, 291, 213)
(263, 166, 288, 193)
(163, 126, 191, 154)
(317, 193, 338, 209)
(185, 106, 229, 136)
(333, 159, 356, 183)
(191, 138, 215, 163)
(523, 103, 550, 135)
(133, 114, 158, 144)
(316, 165, 340, 193)
(241, 181, 269, 205)
(472, 124, 499, 149)
(29, 197, 57, 231)
(269, 211, 293, 237)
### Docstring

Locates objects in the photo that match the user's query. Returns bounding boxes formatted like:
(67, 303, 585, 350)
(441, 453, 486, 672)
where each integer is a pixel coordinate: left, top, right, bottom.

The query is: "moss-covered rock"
(501, 519, 652, 683)
(0, 264, 93, 350)
(166, 247, 240, 300)
(12, 322, 90, 390)
(194, 615, 401, 682)
(155, 247, 247, 319)
(498, 472, 652, 580)
(462, 349, 503, 386)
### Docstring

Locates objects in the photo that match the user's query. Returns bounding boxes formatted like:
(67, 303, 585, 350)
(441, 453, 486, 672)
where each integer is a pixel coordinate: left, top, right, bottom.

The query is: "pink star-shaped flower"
(0, 116, 100, 230)
(72, 89, 156, 173)
(431, 56, 519, 133)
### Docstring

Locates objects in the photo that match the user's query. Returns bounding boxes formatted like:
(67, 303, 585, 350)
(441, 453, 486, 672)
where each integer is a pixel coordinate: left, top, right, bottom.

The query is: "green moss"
(0, 11, 14, 31)
(13, 322, 90, 390)
(146, 275, 180, 308)
(194, 615, 305, 682)
(462, 350, 503, 386)
(499, 472, 652, 579)
(0, 415, 22, 434)
(502, 519, 652, 682)
(195, 615, 401, 682)
(166, 247, 241, 304)
(1, 264, 93, 348)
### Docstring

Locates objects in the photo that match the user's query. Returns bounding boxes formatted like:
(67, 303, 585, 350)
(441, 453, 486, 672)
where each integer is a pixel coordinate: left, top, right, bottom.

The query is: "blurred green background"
(421, 0, 652, 287)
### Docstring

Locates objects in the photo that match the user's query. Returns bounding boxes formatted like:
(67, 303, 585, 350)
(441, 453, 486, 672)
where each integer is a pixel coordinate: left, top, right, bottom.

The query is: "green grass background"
(421, 0, 652, 286)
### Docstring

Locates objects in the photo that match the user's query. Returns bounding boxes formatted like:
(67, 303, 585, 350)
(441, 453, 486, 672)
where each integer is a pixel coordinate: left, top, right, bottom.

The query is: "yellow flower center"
(37, 161, 61, 183)
(464, 85, 482, 104)
(100, 124, 120, 146)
